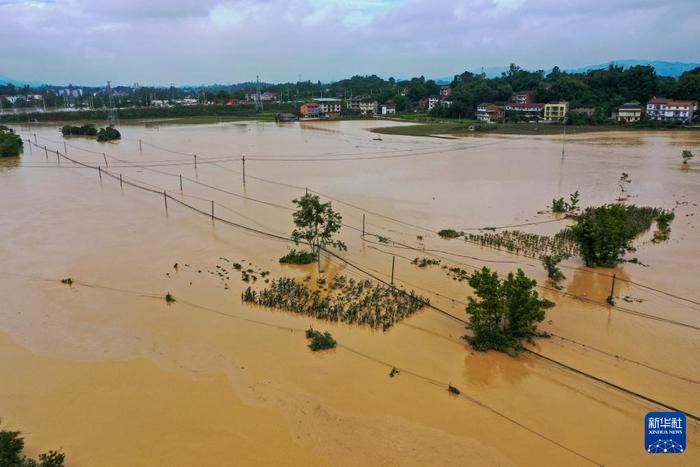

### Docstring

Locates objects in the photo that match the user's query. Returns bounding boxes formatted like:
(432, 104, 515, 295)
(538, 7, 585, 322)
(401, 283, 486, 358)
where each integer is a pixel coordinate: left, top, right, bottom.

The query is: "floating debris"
(165, 292, 176, 303)
(448, 384, 461, 395)
(60, 277, 73, 285)
(389, 367, 400, 378)
(411, 257, 441, 268)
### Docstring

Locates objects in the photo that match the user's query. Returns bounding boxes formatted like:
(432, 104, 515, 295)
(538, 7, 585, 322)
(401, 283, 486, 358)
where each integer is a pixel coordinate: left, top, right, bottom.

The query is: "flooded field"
(1, 120, 699, 466)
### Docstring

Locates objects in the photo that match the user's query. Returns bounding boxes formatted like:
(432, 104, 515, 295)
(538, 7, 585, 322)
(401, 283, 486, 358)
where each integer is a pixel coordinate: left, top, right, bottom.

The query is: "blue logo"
(645, 412, 686, 454)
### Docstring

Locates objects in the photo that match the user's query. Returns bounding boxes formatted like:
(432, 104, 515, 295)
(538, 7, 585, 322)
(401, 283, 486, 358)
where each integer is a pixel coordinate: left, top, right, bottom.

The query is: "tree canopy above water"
(0, 125, 23, 157)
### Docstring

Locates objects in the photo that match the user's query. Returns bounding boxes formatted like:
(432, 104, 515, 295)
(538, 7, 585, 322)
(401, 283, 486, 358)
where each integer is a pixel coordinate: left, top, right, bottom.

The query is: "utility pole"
(242, 155, 246, 187)
(391, 256, 396, 285)
(561, 117, 567, 159)
(607, 273, 617, 305)
(255, 75, 263, 112)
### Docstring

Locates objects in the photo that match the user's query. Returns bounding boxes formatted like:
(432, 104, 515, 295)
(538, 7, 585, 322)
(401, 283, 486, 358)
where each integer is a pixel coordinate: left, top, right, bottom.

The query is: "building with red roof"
(646, 97, 697, 123)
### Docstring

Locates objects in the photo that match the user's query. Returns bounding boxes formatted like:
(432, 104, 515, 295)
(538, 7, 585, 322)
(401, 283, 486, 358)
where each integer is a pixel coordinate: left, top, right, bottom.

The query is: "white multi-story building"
(312, 98, 342, 117)
(347, 96, 378, 115)
(615, 102, 644, 122)
(646, 98, 697, 123)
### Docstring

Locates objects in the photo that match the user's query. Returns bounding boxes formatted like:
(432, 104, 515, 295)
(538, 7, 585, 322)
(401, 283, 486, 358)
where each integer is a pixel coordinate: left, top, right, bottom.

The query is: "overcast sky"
(2, 0, 699, 85)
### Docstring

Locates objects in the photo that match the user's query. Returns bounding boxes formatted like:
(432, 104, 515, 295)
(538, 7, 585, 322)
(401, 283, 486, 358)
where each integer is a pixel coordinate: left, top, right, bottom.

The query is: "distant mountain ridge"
(565, 60, 700, 77)
(3, 60, 699, 88)
(434, 60, 700, 82)
(0, 75, 46, 87)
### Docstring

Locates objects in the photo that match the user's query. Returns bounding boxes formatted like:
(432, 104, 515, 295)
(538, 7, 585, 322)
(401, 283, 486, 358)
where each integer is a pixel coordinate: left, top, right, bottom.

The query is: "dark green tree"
(96, 126, 121, 142)
(465, 267, 546, 353)
(291, 194, 346, 259)
(0, 126, 23, 157)
(0, 429, 65, 467)
(569, 204, 652, 267)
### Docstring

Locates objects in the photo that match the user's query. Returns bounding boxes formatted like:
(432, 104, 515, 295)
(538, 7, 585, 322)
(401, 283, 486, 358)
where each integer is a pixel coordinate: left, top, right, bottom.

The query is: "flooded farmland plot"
(1, 120, 699, 466)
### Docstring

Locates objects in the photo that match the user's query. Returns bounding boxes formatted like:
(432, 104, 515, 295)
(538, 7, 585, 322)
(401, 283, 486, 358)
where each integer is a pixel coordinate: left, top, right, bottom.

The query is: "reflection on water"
(0, 156, 20, 171)
(463, 350, 533, 386)
(567, 266, 630, 303)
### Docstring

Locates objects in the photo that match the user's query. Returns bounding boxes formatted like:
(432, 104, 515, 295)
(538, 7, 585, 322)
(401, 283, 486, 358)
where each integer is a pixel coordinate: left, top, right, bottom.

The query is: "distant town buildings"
(428, 96, 452, 111)
(646, 98, 697, 123)
(570, 106, 595, 117)
(439, 86, 452, 97)
(543, 102, 569, 121)
(58, 88, 83, 98)
(427, 97, 440, 111)
(254, 91, 278, 102)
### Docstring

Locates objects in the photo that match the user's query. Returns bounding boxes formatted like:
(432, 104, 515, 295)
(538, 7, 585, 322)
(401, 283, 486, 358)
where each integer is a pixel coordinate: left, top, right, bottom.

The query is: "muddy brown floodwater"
(1, 120, 699, 466)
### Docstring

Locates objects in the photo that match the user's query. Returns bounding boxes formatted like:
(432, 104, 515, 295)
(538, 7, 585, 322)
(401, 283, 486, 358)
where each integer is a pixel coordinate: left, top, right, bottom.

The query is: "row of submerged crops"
(242, 275, 428, 331)
(464, 229, 579, 259)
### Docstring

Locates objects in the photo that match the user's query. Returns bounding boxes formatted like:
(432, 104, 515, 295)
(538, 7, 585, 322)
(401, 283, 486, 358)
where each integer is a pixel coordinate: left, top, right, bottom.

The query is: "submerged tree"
(682, 149, 694, 165)
(0, 125, 23, 157)
(0, 429, 65, 467)
(617, 172, 631, 201)
(569, 204, 672, 267)
(291, 193, 346, 260)
(96, 126, 121, 142)
(542, 254, 568, 289)
(465, 267, 547, 354)
(551, 191, 580, 213)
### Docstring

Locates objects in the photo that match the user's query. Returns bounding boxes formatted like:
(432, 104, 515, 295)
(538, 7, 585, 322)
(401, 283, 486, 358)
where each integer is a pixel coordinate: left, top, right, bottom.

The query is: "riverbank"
(0, 105, 293, 124)
(372, 118, 700, 137)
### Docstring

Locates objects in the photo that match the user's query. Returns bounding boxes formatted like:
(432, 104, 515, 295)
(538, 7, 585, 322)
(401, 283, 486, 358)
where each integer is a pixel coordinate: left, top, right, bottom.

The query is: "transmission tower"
(106, 80, 118, 126)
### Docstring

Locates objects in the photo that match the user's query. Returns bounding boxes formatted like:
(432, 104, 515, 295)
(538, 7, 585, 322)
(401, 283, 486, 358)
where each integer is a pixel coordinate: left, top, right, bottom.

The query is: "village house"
(614, 102, 644, 122)
(439, 85, 452, 97)
(299, 102, 320, 119)
(503, 102, 544, 120)
(381, 101, 396, 115)
(543, 102, 569, 121)
(427, 96, 440, 110)
(311, 97, 342, 118)
(476, 103, 503, 123)
(646, 98, 697, 123)
(570, 106, 596, 117)
(347, 96, 378, 115)
(511, 91, 533, 104)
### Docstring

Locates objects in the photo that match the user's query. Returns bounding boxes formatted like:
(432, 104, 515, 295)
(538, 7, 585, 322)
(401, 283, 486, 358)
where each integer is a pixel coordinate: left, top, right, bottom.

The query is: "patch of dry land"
(1, 120, 699, 466)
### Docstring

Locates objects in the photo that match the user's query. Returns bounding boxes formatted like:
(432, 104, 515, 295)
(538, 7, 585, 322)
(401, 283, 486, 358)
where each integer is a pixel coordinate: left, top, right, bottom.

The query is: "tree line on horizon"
(2, 63, 699, 121)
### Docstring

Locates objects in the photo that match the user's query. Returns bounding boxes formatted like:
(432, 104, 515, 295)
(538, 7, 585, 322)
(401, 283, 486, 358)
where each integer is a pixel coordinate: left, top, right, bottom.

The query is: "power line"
(27, 135, 700, 322)
(28, 141, 700, 425)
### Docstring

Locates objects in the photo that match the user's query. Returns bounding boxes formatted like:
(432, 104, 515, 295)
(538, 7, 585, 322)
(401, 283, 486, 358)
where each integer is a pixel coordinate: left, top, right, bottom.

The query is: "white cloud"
(0, 0, 698, 84)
